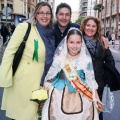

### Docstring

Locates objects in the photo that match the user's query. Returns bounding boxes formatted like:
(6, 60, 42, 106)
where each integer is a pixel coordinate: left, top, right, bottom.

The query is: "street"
(103, 41, 120, 120)
(0, 39, 10, 119)
(0, 40, 120, 120)
(0, 88, 10, 120)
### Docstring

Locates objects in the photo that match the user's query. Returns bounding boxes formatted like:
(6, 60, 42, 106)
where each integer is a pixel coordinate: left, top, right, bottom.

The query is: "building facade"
(79, 0, 96, 17)
(79, 0, 88, 17)
(0, 0, 37, 25)
(71, 11, 79, 23)
(0, 0, 55, 26)
(99, 0, 120, 38)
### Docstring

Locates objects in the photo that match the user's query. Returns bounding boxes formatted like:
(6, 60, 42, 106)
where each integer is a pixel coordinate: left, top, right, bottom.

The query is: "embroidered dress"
(42, 28, 99, 120)
(42, 58, 99, 120)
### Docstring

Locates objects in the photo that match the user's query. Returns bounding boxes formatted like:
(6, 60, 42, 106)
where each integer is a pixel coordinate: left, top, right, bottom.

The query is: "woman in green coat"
(0, 2, 55, 120)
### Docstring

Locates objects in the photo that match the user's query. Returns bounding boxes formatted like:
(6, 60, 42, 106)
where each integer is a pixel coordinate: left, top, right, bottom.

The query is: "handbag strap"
(23, 22, 31, 42)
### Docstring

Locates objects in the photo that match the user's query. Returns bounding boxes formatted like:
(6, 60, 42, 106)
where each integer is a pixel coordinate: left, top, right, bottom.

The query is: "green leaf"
(93, 3, 104, 12)
(30, 99, 39, 103)
(75, 16, 84, 24)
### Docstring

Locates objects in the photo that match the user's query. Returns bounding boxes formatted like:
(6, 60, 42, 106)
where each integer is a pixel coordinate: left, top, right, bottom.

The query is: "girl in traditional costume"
(42, 28, 103, 120)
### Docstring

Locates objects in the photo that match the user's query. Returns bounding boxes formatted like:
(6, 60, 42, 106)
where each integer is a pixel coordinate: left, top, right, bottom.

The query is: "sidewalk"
(0, 37, 3, 45)
(109, 40, 120, 52)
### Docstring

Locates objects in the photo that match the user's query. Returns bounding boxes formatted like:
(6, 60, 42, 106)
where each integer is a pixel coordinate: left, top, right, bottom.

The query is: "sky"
(55, 0, 79, 12)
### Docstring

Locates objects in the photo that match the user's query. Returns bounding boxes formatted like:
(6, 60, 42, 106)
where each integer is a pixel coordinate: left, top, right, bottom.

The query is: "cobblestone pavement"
(109, 40, 120, 52)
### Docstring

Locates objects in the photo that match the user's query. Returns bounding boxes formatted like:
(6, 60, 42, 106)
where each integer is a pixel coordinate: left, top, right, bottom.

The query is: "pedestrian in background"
(54, 2, 80, 48)
(80, 16, 115, 120)
(111, 32, 115, 47)
(11, 23, 16, 35)
(106, 30, 112, 41)
(0, 22, 9, 45)
(0, 2, 55, 120)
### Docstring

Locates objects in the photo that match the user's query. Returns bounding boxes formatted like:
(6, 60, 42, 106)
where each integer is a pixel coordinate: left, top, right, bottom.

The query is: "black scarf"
(36, 22, 55, 86)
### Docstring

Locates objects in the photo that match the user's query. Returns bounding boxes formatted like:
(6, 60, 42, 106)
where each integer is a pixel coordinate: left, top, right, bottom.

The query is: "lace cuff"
(44, 81, 53, 91)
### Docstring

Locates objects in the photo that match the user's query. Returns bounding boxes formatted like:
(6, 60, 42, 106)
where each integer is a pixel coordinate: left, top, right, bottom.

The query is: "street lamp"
(4, 0, 7, 23)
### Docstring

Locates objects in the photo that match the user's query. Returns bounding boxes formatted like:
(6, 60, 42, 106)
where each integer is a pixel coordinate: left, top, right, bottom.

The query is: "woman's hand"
(102, 36, 109, 49)
(43, 86, 49, 91)
(95, 90, 104, 111)
(97, 99, 104, 111)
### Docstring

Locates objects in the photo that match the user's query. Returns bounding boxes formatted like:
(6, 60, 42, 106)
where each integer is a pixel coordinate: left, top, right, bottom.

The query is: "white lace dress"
(42, 58, 99, 120)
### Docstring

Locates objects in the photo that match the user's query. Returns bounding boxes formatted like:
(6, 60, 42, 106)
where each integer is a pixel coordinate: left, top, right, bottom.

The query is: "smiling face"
(56, 7, 71, 30)
(84, 19, 97, 39)
(36, 6, 51, 27)
(67, 34, 82, 56)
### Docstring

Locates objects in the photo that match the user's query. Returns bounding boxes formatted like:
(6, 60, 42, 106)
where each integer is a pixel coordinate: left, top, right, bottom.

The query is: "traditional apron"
(63, 57, 101, 112)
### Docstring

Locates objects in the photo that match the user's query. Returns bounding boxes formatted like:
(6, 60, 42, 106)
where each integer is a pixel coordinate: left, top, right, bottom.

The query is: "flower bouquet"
(30, 88, 48, 120)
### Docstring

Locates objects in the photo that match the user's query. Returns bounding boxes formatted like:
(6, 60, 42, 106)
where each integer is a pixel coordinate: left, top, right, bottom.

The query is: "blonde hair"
(28, 2, 53, 28)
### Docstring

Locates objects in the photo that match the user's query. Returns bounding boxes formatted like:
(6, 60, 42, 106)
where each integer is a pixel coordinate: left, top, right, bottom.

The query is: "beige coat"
(0, 22, 45, 120)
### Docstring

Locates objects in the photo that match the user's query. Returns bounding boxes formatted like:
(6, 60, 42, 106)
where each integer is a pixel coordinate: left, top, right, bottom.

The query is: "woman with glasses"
(0, 2, 55, 120)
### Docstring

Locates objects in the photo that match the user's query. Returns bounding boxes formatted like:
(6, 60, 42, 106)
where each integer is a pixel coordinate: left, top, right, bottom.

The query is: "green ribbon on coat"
(32, 39, 38, 62)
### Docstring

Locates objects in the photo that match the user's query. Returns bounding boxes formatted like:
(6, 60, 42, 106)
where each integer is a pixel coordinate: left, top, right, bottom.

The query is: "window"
(107, 19, 109, 24)
(119, 15, 120, 21)
(112, 4, 115, 12)
(7, 4, 13, 10)
(28, 7, 30, 13)
(1, 4, 13, 10)
(32, 8, 34, 13)
(112, 17, 114, 23)
(1, 4, 4, 9)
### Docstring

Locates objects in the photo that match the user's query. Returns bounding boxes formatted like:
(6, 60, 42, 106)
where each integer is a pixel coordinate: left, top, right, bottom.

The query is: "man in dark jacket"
(106, 31, 112, 41)
(54, 3, 80, 48)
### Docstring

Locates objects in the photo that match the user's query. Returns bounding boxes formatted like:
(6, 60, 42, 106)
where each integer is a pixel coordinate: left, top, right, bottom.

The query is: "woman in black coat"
(80, 16, 115, 120)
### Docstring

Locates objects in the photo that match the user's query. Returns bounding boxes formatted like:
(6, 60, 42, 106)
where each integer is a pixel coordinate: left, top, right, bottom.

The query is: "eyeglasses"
(37, 12, 51, 17)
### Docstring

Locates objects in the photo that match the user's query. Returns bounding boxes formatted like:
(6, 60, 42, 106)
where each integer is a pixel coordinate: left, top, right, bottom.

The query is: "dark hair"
(67, 29, 82, 41)
(56, 3, 71, 15)
(31, 2, 53, 27)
